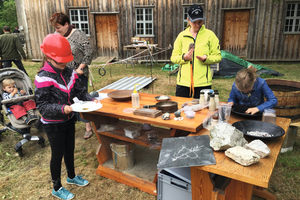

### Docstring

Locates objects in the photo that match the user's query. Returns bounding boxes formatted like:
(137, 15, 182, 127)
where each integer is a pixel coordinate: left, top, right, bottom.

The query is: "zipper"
(60, 71, 70, 120)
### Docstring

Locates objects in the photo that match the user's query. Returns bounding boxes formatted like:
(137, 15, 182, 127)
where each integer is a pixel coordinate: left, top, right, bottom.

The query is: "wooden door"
(222, 10, 250, 57)
(95, 14, 119, 58)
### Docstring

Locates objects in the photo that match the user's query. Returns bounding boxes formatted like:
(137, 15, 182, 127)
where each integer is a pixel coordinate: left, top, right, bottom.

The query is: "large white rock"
(209, 123, 248, 151)
(225, 146, 260, 166)
(244, 139, 271, 158)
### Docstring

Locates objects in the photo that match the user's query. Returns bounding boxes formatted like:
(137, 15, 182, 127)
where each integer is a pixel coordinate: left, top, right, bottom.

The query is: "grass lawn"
(0, 61, 299, 200)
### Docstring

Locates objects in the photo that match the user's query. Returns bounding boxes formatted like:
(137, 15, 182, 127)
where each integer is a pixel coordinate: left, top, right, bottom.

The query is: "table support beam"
(191, 167, 253, 200)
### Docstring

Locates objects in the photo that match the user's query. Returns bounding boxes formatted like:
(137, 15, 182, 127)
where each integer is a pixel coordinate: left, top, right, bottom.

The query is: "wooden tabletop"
(94, 89, 208, 132)
(189, 113, 291, 188)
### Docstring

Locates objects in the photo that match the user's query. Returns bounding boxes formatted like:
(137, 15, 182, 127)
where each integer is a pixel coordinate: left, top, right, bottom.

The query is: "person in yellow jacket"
(171, 4, 222, 99)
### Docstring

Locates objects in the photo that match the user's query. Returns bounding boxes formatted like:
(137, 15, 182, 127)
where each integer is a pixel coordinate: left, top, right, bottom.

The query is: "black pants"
(45, 118, 76, 189)
(3, 59, 28, 76)
(176, 85, 212, 99)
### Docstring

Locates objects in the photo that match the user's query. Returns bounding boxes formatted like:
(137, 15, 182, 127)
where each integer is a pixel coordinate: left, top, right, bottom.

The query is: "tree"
(0, 0, 18, 34)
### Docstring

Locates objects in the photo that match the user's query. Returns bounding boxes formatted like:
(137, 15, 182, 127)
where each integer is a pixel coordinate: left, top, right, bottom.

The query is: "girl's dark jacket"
(34, 62, 93, 123)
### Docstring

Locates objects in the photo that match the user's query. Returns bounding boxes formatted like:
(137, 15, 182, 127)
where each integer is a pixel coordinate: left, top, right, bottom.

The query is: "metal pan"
(107, 90, 133, 101)
(143, 101, 178, 113)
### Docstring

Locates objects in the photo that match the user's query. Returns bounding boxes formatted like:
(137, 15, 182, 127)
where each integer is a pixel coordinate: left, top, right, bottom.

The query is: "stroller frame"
(0, 68, 45, 157)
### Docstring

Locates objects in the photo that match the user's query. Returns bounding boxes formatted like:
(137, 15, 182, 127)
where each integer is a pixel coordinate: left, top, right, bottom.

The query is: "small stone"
(174, 110, 181, 117)
(161, 112, 171, 120)
(225, 146, 260, 166)
(244, 139, 270, 158)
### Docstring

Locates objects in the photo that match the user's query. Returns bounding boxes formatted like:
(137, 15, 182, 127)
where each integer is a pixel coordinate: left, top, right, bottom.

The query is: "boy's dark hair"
(49, 12, 70, 27)
(235, 68, 258, 91)
(3, 26, 10, 32)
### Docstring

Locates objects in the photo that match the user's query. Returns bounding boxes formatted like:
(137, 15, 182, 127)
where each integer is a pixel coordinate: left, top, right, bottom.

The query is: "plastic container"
(132, 83, 140, 109)
(157, 168, 191, 200)
(209, 94, 216, 111)
(199, 92, 205, 105)
(218, 103, 232, 123)
(184, 110, 195, 119)
(262, 109, 276, 124)
(214, 92, 220, 109)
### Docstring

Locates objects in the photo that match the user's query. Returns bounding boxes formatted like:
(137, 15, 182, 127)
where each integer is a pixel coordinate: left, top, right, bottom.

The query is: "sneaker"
(30, 115, 39, 119)
(66, 175, 89, 187)
(23, 118, 32, 125)
(52, 187, 74, 200)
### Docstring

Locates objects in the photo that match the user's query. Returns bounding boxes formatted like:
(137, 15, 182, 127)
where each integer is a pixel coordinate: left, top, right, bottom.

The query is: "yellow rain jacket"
(171, 25, 221, 90)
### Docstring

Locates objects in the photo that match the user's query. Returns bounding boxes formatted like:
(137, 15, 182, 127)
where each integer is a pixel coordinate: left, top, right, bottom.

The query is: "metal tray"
(232, 120, 285, 139)
(231, 105, 262, 117)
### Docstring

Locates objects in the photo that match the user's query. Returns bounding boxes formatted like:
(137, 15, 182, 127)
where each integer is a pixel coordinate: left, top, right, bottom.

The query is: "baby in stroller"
(2, 78, 38, 125)
(0, 68, 45, 156)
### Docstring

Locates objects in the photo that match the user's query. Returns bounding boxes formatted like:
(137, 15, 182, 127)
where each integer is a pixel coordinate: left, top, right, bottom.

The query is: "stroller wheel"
(17, 147, 24, 157)
(38, 139, 45, 148)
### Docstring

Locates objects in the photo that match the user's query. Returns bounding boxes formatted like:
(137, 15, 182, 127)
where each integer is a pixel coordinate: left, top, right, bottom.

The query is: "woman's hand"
(184, 48, 194, 61)
(196, 55, 208, 62)
(76, 68, 84, 75)
(245, 107, 259, 115)
(64, 105, 73, 114)
(76, 64, 86, 75)
(20, 90, 26, 95)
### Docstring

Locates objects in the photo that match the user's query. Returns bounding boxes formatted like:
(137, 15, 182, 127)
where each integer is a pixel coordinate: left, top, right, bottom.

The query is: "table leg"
(191, 167, 253, 200)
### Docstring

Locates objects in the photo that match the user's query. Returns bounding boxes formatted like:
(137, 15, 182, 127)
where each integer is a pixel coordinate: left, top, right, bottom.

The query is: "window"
(135, 8, 153, 36)
(183, 7, 189, 30)
(69, 9, 90, 35)
(284, 3, 300, 33)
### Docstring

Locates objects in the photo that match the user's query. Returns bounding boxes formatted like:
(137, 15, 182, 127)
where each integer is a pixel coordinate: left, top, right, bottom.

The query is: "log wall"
(15, 0, 300, 61)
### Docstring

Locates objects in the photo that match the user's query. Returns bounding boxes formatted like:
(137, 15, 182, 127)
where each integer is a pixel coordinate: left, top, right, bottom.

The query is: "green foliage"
(0, 0, 18, 34)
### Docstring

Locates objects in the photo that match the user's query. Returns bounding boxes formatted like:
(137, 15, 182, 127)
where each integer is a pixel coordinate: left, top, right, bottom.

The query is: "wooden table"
(123, 44, 158, 68)
(81, 89, 208, 195)
(82, 90, 290, 199)
(189, 113, 290, 200)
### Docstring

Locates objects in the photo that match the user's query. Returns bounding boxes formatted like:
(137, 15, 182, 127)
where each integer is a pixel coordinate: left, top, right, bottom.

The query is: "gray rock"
(244, 139, 270, 158)
(225, 146, 260, 166)
(209, 123, 248, 151)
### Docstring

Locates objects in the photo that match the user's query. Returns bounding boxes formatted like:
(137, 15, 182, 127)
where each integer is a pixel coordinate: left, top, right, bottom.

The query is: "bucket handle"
(110, 143, 133, 157)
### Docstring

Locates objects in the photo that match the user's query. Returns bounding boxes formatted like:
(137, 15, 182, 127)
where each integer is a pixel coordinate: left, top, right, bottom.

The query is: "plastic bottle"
(214, 92, 220, 109)
(132, 83, 140, 109)
(209, 94, 216, 111)
(199, 92, 205, 105)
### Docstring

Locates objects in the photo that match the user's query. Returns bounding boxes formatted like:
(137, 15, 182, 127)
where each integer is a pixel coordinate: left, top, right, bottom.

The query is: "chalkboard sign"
(157, 135, 216, 169)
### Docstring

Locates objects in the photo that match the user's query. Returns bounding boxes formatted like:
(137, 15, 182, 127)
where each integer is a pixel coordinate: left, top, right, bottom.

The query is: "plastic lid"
(200, 92, 205, 94)
(210, 94, 215, 97)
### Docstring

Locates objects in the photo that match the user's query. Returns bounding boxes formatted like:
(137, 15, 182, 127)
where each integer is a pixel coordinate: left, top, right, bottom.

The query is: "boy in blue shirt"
(228, 68, 277, 115)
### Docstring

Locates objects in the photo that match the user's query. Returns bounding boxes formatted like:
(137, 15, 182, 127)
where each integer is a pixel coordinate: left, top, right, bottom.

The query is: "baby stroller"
(0, 68, 45, 157)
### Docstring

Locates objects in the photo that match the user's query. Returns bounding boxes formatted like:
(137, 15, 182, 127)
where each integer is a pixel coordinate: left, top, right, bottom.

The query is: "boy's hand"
(245, 107, 259, 115)
(93, 99, 100, 104)
(64, 105, 73, 114)
(12, 88, 18, 95)
(20, 90, 26, 95)
(227, 102, 234, 106)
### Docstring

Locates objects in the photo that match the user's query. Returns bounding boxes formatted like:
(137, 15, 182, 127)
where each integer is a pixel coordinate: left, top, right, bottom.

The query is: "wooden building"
(15, 0, 300, 61)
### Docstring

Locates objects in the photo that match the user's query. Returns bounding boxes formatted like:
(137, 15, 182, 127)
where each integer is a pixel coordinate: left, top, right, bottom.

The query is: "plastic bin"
(157, 168, 192, 200)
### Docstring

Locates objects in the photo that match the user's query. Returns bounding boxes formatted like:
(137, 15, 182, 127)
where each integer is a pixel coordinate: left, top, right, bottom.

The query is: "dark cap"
(187, 4, 205, 22)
